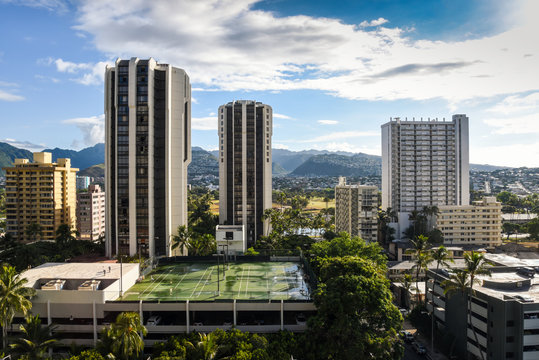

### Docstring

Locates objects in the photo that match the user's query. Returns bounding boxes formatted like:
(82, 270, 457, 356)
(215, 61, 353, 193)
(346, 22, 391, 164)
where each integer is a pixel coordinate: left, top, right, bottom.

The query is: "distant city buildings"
(105, 57, 191, 258)
(76, 176, 91, 190)
(335, 177, 378, 243)
(218, 100, 272, 246)
(437, 196, 502, 247)
(3, 152, 78, 241)
(77, 184, 105, 242)
(381, 115, 470, 237)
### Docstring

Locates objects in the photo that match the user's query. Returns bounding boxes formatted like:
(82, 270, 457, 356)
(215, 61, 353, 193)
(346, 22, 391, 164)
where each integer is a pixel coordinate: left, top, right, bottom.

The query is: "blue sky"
(1, 0, 538, 167)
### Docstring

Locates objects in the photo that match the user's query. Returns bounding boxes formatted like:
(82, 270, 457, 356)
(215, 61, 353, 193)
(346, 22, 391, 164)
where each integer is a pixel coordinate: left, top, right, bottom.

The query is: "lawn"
(121, 261, 310, 301)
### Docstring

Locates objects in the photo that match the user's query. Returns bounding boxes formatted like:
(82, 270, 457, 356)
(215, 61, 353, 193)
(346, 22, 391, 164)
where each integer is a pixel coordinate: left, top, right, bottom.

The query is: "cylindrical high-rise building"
(218, 100, 272, 246)
(105, 58, 191, 258)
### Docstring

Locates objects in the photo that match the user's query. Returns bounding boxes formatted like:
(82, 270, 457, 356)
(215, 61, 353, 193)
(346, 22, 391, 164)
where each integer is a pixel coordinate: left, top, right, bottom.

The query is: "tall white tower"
(105, 58, 191, 258)
(381, 114, 469, 237)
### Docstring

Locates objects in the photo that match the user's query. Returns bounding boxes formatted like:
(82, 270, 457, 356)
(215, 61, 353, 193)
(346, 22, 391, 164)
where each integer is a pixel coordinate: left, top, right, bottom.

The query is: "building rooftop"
(22, 262, 139, 289)
(121, 261, 310, 302)
(475, 270, 539, 303)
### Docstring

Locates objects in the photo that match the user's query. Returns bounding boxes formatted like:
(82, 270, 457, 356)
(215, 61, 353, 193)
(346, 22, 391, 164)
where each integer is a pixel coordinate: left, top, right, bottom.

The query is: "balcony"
(523, 351, 539, 360)
(525, 319, 539, 329)
(524, 334, 539, 346)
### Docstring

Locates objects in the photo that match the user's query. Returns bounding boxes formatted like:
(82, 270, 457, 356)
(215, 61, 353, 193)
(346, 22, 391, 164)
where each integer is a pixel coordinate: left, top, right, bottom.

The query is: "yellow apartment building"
(437, 196, 502, 247)
(3, 152, 78, 242)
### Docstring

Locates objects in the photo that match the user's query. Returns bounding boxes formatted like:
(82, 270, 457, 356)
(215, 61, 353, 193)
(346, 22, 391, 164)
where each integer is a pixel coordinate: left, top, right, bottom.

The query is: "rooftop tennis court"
(121, 261, 310, 301)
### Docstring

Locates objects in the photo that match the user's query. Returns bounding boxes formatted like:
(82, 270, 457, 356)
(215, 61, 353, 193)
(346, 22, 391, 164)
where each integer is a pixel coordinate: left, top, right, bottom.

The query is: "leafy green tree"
(378, 207, 396, 248)
(526, 217, 539, 240)
(189, 234, 216, 256)
(194, 332, 219, 360)
(502, 222, 520, 240)
(10, 314, 58, 359)
(188, 192, 218, 238)
(25, 223, 43, 243)
(0, 264, 35, 349)
(55, 224, 79, 247)
(306, 256, 402, 360)
(68, 349, 106, 360)
(309, 232, 387, 270)
(244, 247, 259, 256)
(171, 225, 192, 256)
(0, 233, 18, 252)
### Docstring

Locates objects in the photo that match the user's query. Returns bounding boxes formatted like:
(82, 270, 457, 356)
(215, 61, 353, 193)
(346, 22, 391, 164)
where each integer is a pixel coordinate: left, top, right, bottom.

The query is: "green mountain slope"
(0, 142, 33, 176)
(291, 153, 382, 177)
(78, 163, 105, 177)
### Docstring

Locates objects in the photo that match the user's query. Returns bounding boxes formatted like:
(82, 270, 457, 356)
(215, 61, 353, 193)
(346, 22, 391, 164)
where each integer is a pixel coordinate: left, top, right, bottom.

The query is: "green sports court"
(121, 261, 310, 301)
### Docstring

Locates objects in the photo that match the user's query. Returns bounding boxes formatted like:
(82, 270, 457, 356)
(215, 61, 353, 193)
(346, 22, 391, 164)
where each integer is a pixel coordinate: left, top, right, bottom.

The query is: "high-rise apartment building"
(105, 58, 191, 258)
(437, 196, 502, 247)
(77, 184, 106, 242)
(3, 152, 78, 241)
(335, 177, 378, 243)
(381, 115, 469, 236)
(218, 100, 272, 245)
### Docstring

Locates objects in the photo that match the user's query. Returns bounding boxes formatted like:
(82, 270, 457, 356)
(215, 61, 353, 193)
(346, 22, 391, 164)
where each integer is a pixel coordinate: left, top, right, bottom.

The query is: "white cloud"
(1, 0, 68, 12)
(296, 130, 379, 143)
(273, 113, 294, 120)
(63, 114, 104, 148)
(0, 89, 24, 101)
(2, 139, 45, 152)
(483, 113, 539, 134)
(317, 120, 338, 125)
(192, 116, 217, 130)
(487, 91, 539, 115)
(272, 143, 289, 150)
(359, 18, 389, 27)
(311, 142, 380, 155)
(471, 142, 539, 167)
(72, 0, 538, 103)
(53, 58, 111, 85)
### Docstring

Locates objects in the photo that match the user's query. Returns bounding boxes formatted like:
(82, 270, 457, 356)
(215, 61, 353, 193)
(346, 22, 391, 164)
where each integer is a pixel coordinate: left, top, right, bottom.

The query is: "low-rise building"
(335, 177, 378, 243)
(437, 197, 502, 247)
(77, 184, 105, 241)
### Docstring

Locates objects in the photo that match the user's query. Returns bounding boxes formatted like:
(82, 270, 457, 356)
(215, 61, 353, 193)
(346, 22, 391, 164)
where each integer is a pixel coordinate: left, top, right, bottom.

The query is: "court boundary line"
(190, 264, 211, 298)
(139, 267, 174, 298)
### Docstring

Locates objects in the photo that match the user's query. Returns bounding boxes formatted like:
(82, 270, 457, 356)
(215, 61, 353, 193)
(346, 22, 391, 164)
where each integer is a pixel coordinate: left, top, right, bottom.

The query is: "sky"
(0, 0, 538, 167)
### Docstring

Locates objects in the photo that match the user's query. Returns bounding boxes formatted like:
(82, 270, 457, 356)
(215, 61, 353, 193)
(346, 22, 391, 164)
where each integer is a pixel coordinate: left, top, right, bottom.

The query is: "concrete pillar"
(280, 300, 284, 331)
(186, 300, 190, 333)
(93, 301, 97, 346)
(233, 299, 237, 326)
(139, 300, 144, 338)
(47, 300, 51, 325)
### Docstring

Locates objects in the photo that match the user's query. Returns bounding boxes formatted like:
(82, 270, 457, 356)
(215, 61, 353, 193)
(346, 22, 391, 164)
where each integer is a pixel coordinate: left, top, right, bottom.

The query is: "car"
(295, 313, 307, 325)
(399, 330, 414, 343)
(399, 308, 410, 317)
(412, 341, 427, 355)
(222, 322, 233, 326)
(517, 267, 535, 277)
(193, 322, 204, 326)
(146, 315, 162, 326)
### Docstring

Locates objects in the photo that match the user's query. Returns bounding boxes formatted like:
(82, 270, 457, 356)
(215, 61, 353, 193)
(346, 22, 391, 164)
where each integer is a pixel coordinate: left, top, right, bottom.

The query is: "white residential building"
(335, 177, 378, 243)
(77, 184, 106, 242)
(437, 196, 502, 247)
(381, 115, 469, 237)
(218, 100, 272, 246)
(105, 58, 191, 258)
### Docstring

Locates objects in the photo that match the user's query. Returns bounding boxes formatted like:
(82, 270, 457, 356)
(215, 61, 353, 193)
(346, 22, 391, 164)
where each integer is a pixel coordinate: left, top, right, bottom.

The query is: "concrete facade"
(334, 177, 378, 243)
(218, 100, 272, 246)
(428, 267, 539, 360)
(77, 184, 106, 241)
(105, 58, 191, 258)
(3, 152, 78, 242)
(381, 115, 470, 237)
(437, 196, 502, 247)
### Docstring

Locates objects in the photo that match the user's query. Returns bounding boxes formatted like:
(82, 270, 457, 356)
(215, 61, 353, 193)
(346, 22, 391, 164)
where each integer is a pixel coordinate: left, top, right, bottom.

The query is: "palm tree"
(432, 246, 453, 272)
(443, 252, 491, 360)
(401, 273, 415, 308)
(10, 314, 58, 359)
(195, 332, 219, 360)
(108, 312, 147, 360)
(406, 235, 432, 307)
(190, 234, 216, 256)
(55, 224, 79, 247)
(25, 223, 43, 243)
(0, 265, 35, 349)
(421, 205, 440, 231)
(171, 225, 191, 256)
